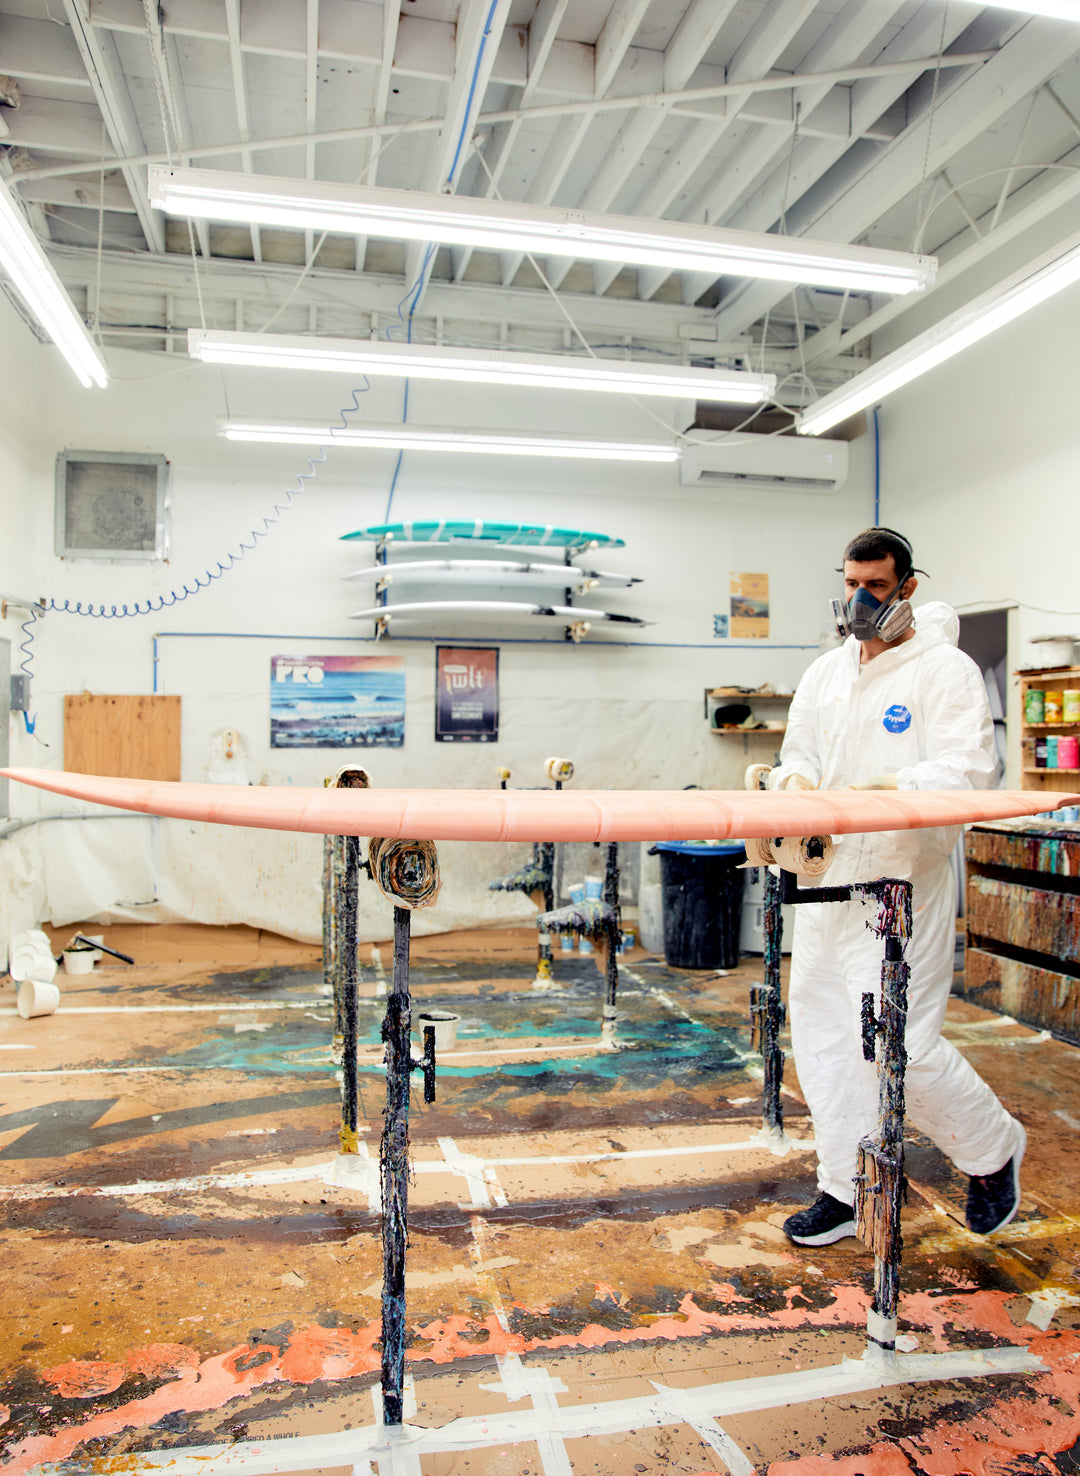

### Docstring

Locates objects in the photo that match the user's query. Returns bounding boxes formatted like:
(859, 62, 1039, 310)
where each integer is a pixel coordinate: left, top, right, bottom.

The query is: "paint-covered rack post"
(322, 766, 371, 1155)
(747, 763, 786, 1136)
(778, 869, 913, 1355)
(361, 835, 442, 1429)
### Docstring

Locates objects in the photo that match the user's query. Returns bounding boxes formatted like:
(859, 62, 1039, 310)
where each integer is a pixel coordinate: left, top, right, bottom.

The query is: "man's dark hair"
(842, 526, 915, 582)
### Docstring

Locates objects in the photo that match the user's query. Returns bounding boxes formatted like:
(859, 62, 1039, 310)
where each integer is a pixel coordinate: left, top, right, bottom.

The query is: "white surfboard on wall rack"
(342, 559, 642, 589)
(347, 601, 651, 628)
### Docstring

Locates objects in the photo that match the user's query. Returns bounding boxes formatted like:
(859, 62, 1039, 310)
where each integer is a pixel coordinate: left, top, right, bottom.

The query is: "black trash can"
(650, 841, 747, 969)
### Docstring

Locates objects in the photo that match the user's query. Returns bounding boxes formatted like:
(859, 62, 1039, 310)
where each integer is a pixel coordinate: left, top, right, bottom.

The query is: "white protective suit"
(772, 601, 1022, 1207)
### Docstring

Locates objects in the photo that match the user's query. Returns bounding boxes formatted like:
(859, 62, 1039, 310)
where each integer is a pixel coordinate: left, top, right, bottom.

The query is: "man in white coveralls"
(772, 527, 1026, 1247)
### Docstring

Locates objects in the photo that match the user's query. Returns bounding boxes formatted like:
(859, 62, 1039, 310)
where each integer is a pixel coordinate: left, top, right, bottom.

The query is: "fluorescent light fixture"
(221, 419, 679, 463)
(190, 329, 774, 404)
(0, 175, 107, 388)
(152, 166, 937, 296)
(796, 228, 1080, 436)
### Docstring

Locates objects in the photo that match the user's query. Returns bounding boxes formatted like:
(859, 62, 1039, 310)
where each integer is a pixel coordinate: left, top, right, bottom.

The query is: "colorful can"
(1047, 735, 1060, 768)
(1060, 735, 1080, 769)
(1065, 689, 1080, 723)
(1025, 689, 1045, 723)
(1035, 737, 1048, 768)
(1045, 691, 1064, 723)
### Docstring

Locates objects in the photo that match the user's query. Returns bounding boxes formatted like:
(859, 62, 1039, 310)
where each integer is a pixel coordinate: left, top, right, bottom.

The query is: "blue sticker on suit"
(883, 704, 912, 734)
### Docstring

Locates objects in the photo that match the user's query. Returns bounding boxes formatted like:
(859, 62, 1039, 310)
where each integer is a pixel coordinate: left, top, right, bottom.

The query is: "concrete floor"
(1, 922, 1078, 1474)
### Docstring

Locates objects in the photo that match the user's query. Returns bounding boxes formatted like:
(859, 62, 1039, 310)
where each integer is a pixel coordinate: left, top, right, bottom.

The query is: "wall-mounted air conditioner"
(679, 431, 848, 492)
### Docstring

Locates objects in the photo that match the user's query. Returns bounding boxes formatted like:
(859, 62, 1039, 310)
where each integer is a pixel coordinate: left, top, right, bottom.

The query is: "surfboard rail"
(3, 769, 1077, 844)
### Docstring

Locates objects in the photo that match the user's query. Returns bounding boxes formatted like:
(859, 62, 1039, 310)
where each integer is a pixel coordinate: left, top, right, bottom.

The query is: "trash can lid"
(649, 840, 746, 856)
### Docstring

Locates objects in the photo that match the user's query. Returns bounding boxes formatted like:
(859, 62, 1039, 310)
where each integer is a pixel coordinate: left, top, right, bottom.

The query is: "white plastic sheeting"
(0, 815, 540, 949)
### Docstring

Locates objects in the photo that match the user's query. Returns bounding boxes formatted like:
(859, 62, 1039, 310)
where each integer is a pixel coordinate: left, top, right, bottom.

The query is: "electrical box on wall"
(10, 674, 29, 711)
(55, 450, 171, 562)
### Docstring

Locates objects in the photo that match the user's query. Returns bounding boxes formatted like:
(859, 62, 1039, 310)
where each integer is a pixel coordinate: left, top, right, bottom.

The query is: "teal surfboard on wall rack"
(340, 520, 625, 550)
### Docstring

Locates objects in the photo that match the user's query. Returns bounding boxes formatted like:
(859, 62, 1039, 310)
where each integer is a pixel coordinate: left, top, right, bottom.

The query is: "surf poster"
(729, 572, 769, 639)
(270, 654, 405, 748)
(435, 646, 499, 743)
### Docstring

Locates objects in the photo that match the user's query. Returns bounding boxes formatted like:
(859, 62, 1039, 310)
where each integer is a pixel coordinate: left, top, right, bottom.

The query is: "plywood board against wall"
(63, 694, 181, 780)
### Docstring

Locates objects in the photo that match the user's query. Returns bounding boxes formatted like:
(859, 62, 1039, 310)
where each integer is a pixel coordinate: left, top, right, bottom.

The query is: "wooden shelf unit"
(1018, 665, 1080, 792)
(961, 821, 1080, 1045)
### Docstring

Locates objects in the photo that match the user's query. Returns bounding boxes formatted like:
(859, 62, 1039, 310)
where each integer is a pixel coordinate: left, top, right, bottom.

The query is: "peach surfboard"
(2, 768, 1076, 844)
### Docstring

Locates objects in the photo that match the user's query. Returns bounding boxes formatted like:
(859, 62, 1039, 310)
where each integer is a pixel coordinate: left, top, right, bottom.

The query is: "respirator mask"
(830, 537, 916, 643)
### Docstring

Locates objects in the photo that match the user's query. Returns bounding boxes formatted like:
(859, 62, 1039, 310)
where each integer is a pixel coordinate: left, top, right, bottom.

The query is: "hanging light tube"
(0, 176, 107, 388)
(796, 228, 1080, 437)
(150, 166, 937, 296)
(220, 419, 679, 463)
(190, 329, 774, 404)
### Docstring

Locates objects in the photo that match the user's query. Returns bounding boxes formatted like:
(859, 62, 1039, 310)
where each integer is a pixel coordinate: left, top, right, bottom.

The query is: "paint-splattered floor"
(1, 923, 1078, 1475)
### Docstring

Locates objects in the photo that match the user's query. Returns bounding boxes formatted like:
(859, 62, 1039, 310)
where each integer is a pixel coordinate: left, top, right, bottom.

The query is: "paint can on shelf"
(1035, 737, 1048, 768)
(1025, 689, 1045, 723)
(1045, 691, 1064, 723)
(1065, 690, 1080, 723)
(1059, 735, 1080, 769)
(1046, 735, 1060, 768)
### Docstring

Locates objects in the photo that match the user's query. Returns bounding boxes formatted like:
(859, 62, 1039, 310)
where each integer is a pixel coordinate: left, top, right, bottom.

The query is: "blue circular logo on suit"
(883, 703, 912, 734)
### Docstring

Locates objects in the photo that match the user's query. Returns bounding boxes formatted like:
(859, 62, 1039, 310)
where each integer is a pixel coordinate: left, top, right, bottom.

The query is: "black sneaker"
(783, 1192, 857, 1246)
(966, 1124, 1026, 1235)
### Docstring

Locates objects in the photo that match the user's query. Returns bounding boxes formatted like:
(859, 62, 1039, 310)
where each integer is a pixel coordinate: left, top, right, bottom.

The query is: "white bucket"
(11, 929, 49, 952)
(10, 947, 58, 984)
(79, 934, 105, 962)
(417, 1011, 460, 1052)
(63, 949, 96, 976)
(17, 979, 61, 1019)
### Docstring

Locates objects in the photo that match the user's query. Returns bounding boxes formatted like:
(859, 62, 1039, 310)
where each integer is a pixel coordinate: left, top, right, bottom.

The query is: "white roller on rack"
(740, 764, 832, 876)
(774, 834, 835, 878)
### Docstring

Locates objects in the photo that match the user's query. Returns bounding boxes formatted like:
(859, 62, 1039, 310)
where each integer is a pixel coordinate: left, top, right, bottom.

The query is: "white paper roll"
(774, 834, 834, 878)
(743, 835, 777, 867)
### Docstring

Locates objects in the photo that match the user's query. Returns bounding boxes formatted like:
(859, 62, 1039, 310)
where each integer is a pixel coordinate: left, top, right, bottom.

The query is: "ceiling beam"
(575, 0, 740, 296)
(223, 0, 263, 263)
(497, 0, 657, 290)
(12, 53, 997, 184)
(353, 1, 403, 272)
(712, 13, 1080, 340)
(403, 0, 513, 315)
(803, 140, 1080, 368)
(60, 0, 165, 253)
(672, 2, 983, 306)
(594, 0, 654, 99)
(685, 1, 909, 244)
(0, 15, 94, 88)
(623, 0, 819, 301)
(47, 240, 723, 342)
(450, 0, 573, 283)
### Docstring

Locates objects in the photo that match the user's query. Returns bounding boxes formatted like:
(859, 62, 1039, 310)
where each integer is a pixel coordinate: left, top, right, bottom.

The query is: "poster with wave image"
(270, 654, 405, 748)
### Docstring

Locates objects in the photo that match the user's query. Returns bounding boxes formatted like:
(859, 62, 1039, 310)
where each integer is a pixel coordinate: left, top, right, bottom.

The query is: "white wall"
(1, 327, 874, 948)
(873, 199, 1080, 784)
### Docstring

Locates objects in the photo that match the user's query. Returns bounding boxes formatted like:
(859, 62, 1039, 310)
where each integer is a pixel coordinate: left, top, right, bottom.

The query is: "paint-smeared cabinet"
(961, 822, 1080, 1045)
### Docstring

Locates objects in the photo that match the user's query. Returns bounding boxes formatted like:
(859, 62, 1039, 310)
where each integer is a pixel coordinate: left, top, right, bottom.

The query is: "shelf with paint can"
(1018, 665, 1080, 791)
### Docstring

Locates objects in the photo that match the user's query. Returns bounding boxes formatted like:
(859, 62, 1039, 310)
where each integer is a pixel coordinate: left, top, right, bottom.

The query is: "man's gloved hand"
(847, 774, 899, 790)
